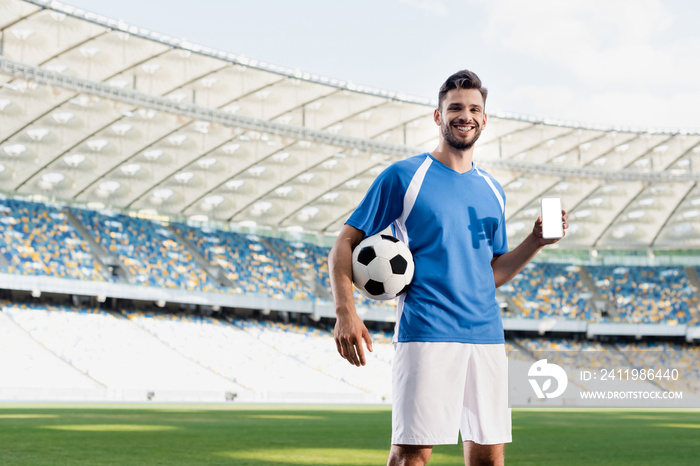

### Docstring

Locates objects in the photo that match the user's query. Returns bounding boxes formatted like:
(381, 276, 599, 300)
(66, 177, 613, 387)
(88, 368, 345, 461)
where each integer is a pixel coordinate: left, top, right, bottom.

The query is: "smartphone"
(541, 197, 564, 239)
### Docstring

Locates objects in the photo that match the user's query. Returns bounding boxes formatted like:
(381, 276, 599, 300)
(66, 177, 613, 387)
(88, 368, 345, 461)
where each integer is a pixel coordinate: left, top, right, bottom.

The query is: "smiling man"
(328, 70, 567, 466)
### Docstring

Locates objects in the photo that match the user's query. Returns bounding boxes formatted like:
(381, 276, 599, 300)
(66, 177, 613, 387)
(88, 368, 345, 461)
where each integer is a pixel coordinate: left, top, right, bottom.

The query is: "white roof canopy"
(1, 0, 699, 250)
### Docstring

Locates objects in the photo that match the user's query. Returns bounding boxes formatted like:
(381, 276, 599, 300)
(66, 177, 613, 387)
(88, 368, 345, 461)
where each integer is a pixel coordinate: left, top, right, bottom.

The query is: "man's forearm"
(492, 211, 567, 287)
(328, 224, 365, 315)
(491, 232, 543, 287)
(328, 239, 357, 316)
(328, 224, 373, 366)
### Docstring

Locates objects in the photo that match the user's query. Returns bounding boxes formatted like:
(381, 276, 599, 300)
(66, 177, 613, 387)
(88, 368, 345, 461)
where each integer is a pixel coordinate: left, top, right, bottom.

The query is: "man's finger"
(341, 339, 359, 366)
(350, 336, 366, 366)
(335, 338, 343, 358)
(363, 331, 373, 353)
(355, 340, 366, 366)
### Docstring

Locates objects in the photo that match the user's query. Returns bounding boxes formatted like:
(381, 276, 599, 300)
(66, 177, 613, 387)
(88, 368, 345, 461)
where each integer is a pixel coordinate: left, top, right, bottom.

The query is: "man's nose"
(456, 110, 472, 122)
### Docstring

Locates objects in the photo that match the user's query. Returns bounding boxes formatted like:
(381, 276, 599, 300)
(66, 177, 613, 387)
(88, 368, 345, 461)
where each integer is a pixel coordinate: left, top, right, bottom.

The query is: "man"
(328, 70, 567, 466)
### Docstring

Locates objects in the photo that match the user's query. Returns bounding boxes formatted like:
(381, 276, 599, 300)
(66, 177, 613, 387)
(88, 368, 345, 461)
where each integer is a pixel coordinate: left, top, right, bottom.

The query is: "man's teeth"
(457, 126, 473, 131)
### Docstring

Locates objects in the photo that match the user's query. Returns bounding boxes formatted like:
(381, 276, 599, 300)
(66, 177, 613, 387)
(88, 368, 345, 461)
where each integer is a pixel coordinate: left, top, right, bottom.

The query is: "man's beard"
(441, 120, 482, 151)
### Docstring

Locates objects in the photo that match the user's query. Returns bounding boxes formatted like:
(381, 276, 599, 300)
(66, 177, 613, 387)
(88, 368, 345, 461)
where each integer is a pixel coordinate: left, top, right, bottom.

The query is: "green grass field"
(0, 404, 698, 465)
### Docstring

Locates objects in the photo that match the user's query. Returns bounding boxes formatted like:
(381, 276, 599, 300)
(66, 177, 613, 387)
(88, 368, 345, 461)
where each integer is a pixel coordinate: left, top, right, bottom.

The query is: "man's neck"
(430, 144, 475, 174)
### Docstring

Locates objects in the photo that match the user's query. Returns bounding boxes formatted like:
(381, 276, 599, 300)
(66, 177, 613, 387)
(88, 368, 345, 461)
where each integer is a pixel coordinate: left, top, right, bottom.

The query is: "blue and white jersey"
(347, 153, 508, 344)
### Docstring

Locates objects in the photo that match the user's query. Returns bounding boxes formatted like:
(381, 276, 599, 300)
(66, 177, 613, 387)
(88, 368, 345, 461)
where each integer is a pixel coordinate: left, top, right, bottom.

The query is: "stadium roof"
(1, 0, 700, 250)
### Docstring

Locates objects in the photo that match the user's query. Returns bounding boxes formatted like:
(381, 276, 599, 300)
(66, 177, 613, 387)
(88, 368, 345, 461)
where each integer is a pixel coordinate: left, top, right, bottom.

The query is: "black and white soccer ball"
(352, 234, 414, 301)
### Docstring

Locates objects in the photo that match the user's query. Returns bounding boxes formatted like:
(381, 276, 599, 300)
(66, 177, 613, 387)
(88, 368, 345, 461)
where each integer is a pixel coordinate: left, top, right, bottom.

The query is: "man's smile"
(453, 123, 476, 135)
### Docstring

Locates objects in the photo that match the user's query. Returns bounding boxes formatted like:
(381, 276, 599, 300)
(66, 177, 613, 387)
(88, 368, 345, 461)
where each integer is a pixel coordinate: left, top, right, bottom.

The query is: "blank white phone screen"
(541, 197, 563, 239)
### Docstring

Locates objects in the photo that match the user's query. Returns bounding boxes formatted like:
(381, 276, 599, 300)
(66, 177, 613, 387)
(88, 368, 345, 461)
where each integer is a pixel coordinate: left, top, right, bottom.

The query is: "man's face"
(435, 88, 487, 151)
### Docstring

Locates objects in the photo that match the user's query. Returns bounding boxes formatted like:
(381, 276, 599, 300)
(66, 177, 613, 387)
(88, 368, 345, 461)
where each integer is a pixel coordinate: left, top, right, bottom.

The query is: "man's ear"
(433, 108, 441, 126)
(482, 112, 487, 130)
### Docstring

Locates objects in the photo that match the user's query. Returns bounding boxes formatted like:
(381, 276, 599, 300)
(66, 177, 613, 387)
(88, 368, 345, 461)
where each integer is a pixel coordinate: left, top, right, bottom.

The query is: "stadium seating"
(233, 318, 393, 400)
(0, 305, 102, 393)
(0, 198, 105, 281)
(499, 262, 593, 320)
(266, 237, 330, 300)
(2, 300, 698, 403)
(124, 311, 374, 402)
(512, 338, 663, 398)
(515, 337, 620, 369)
(1, 302, 243, 400)
(616, 341, 700, 396)
(173, 224, 310, 300)
(588, 266, 696, 324)
(265, 236, 398, 309)
(0, 200, 699, 325)
(0, 0, 698, 409)
(73, 209, 221, 291)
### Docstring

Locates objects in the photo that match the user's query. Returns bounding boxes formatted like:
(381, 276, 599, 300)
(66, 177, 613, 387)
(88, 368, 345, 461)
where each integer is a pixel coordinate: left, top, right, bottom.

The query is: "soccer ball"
(352, 234, 414, 301)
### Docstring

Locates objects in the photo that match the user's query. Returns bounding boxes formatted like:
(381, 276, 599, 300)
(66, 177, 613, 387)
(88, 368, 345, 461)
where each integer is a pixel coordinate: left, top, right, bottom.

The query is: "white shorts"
(391, 342, 512, 446)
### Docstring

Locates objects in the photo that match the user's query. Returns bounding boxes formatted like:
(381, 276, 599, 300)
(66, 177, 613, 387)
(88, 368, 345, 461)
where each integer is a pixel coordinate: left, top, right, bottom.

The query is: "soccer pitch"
(0, 404, 698, 465)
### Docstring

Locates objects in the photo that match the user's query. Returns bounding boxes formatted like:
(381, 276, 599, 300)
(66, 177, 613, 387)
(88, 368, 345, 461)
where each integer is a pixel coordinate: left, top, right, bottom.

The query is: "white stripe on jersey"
(393, 155, 433, 246)
(392, 155, 432, 343)
(474, 166, 505, 215)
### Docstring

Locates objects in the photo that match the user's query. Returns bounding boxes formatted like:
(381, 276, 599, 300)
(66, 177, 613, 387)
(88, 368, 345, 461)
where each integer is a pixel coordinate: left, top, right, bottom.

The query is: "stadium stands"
(265, 236, 397, 309)
(0, 0, 698, 408)
(0, 304, 103, 399)
(265, 237, 330, 300)
(0, 196, 698, 405)
(0, 199, 698, 325)
(500, 262, 593, 321)
(589, 265, 696, 324)
(73, 208, 221, 291)
(173, 224, 310, 300)
(2, 302, 697, 403)
(233, 318, 393, 400)
(0, 198, 105, 282)
(617, 341, 700, 397)
(122, 310, 378, 402)
(2, 302, 244, 401)
(507, 337, 682, 406)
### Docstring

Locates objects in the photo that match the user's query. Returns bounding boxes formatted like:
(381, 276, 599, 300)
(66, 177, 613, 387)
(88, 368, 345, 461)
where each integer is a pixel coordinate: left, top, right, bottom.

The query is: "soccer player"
(328, 70, 567, 466)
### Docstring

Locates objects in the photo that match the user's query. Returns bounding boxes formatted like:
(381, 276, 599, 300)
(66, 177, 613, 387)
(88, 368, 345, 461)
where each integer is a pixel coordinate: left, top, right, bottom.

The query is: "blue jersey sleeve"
(346, 165, 406, 237)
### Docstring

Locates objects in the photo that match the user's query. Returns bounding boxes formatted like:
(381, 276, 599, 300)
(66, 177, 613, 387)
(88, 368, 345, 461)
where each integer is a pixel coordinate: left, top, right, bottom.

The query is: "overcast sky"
(62, 0, 700, 132)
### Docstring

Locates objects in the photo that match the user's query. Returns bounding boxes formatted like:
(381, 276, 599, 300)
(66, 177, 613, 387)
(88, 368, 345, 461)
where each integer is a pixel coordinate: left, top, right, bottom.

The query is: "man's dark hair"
(438, 70, 488, 110)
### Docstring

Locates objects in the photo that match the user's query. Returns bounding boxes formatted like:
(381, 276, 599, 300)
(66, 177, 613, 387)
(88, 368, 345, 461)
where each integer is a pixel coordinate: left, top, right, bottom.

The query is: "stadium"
(1, 0, 699, 464)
